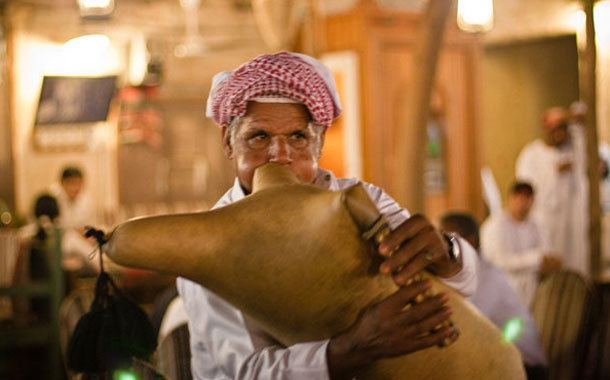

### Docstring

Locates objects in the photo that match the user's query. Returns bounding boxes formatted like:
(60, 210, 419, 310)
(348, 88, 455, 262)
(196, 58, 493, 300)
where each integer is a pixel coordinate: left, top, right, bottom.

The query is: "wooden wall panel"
(322, 2, 484, 221)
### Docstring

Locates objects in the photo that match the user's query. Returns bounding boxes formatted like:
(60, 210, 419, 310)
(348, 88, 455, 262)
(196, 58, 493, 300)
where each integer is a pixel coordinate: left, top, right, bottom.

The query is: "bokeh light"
(503, 317, 523, 343)
(113, 369, 138, 380)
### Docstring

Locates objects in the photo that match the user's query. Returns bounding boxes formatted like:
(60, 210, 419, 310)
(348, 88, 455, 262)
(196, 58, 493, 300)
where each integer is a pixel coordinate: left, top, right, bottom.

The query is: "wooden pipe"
(104, 163, 525, 379)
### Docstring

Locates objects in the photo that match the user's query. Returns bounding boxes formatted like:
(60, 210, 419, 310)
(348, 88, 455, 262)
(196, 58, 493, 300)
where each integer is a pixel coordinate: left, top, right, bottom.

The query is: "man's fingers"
(411, 326, 458, 351)
(380, 229, 430, 267)
(391, 248, 437, 285)
(391, 309, 457, 356)
(379, 280, 431, 311)
(406, 305, 453, 335)
(378, 214, 429, 256)
(400, 294, 450, 326)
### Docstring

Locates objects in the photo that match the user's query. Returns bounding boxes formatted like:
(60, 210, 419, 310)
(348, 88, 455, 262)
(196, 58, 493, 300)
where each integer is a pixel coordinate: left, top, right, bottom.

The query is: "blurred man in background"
(480, 182, 562, 308)
(441, 211, 548, 380)
(516, 107, 587, 276)
(49, 166, 99, 275)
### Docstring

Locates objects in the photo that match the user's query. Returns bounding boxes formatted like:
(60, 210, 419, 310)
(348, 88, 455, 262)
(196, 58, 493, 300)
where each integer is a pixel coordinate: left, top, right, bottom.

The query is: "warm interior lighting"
(457, 0, 494, 33)
(595, 1, 610, 43)
(77, 0, 115, 18)
(569, 10, 586, 31)
(60, 34, 112, 74)
(64, 34, 110, 54)
(78, 0, 112, 7)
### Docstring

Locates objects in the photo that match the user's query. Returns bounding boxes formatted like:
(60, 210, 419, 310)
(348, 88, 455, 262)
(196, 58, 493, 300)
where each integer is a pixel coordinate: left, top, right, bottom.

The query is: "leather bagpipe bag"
(104, 163, 526, 379)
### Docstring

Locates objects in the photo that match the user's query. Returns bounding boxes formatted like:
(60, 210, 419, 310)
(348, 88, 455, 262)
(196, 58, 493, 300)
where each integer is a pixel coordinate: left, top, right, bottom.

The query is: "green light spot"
(113, 369, 138, 380)
(503, 317, 523, 342)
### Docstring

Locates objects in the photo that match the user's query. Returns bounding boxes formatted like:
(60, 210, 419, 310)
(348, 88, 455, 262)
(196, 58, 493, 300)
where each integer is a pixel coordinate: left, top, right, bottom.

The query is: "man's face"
(543, 110, 569, 147)
(61, 177, 83, 201)
(507, 192, 533, 221)
(546, 122, 569, 147)
(222, 102, 325, 193)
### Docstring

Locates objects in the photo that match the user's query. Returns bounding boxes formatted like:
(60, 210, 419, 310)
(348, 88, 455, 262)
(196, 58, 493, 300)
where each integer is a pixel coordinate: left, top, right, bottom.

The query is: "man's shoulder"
(519, 139, 546, 155)
(481, 212, 505, 230)
(334, 177, 393, 206)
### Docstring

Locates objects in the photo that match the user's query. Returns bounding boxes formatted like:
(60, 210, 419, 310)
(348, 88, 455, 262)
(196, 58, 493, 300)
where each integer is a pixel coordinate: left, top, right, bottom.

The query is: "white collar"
(226, 167, 339, 204)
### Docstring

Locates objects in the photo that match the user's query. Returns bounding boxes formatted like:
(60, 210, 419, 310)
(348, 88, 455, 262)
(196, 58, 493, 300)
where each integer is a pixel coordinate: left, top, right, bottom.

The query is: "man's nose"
(268, 137, 292, 164)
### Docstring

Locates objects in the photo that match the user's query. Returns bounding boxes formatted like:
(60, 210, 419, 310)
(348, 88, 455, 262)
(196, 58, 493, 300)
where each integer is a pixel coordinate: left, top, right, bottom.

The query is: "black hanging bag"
(67, 228, 157, 374)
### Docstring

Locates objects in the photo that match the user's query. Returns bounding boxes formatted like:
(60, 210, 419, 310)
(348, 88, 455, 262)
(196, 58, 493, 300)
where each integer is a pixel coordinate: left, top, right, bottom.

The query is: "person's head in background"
(33, 193, 59, 240)
(440, 212, 480, 252)
(507, 181, 535, 222)
(60, 166, 84, 201)
(542, 107, 569, 148)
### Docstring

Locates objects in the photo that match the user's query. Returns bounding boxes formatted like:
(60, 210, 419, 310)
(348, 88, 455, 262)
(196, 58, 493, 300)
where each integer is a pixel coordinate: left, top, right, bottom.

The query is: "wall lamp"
(77, 0, 115, 19)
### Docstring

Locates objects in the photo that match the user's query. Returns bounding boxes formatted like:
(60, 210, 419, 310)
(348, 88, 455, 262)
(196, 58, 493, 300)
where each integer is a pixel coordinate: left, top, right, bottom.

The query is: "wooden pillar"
(583, 0, 602, 279)
(394, 0, 454, 213)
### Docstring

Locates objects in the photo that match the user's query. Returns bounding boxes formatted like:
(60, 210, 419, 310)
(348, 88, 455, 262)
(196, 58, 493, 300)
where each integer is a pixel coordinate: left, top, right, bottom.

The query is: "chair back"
(156, 323, 192, 380)
(584, 282, 610, 379)
(532, 270, 596, 380)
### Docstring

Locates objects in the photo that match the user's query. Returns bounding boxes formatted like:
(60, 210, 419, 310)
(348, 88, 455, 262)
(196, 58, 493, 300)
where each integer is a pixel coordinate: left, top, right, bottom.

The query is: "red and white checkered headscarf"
(206, 52, 342, 128)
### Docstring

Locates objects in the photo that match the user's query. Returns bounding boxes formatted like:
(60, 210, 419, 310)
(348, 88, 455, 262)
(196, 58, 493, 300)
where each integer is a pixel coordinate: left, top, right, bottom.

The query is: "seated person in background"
(22, 194, 61, 317)
(480, 181, 562, 308)
(440, 212, 548, 380)
(49, 166, 99, 276)
(50, 166, 95, 233)
(20, 193, 99, 277)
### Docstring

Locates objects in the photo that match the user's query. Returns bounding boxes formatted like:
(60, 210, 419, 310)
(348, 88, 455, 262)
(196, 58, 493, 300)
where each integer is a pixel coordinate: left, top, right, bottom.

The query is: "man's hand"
(327, 279, 456, 380)
(378, 214, 462, 286)
(558, 161, 573, 172)
(539, 255, 562, 278)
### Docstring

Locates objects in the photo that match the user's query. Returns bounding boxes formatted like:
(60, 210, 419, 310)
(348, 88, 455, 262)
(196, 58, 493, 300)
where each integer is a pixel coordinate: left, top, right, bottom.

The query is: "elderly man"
(515, 107, 588, 276)
(177, 52, 478, 380)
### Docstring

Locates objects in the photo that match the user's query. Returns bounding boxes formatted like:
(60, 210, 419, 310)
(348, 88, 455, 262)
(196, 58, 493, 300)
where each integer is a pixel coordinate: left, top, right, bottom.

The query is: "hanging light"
(457, 0, 494, 33)
(595, 1, 610, 43)
(60, 34, 112, 74)
(76, 0, 115, 19)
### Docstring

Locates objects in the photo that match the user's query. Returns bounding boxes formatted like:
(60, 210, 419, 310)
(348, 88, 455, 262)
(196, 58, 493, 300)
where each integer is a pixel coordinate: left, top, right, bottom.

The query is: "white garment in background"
(49, 182, 96, 231)
(480, 211, 545, 308)
(481, 166, 503, 216)
(515, 126, 588, 276)
(177, 168, 479, 380)
(600, 141, 610, 212)
(49, 183, 98, 270)
(158, 297, 189, 344)
(468, 258, 547, 367)
(599, 142, 610, 277)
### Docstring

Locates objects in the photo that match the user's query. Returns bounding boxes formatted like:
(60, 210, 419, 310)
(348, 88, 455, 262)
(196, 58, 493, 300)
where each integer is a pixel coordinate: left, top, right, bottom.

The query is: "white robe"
(49, 183, 98, 271)
(515, 127, 589, 276)
(49, 182, 96, 231)
(480, 211, 545, 307)
(177, 168, 479, 380)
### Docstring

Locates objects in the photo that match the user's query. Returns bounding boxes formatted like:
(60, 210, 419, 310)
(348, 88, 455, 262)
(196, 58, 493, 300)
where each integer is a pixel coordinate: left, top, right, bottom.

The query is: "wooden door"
(322, 3, 483, 221)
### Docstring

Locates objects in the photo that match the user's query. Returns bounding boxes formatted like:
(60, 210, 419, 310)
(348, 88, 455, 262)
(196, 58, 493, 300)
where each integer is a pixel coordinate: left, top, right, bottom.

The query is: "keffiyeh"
(206, 52, 342, 128)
